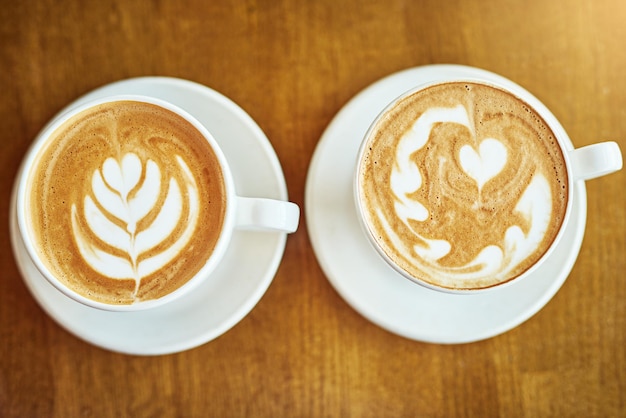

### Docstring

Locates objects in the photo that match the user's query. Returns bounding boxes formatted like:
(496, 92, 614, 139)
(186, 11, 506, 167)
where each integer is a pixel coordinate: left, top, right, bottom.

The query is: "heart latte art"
(358, 82, 568, 290)
(27, 101, 226, 304)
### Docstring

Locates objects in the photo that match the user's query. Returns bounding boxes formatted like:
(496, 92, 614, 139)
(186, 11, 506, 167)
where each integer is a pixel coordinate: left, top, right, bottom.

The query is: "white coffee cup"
(354, 77, 622, 293)
(16, 95, 300, 311)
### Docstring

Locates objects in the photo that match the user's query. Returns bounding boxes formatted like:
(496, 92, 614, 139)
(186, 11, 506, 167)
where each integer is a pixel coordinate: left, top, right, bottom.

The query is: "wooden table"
(1, 1, 625, 416)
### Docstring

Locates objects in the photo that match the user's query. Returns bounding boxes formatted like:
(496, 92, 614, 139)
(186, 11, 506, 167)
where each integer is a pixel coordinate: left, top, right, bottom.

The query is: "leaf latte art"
(28, 101, 227, 304)
(358, 82, 568, 290)
(71, 152, 199, 297)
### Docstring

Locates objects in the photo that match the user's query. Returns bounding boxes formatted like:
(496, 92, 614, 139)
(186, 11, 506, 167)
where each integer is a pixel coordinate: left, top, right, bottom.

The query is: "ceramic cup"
(16, 95, 300, 311)
(354, 77, 622, 293)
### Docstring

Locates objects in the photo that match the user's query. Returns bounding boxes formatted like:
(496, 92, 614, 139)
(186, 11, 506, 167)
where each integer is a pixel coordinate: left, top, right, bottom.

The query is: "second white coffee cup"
(354, 77, 622, 293)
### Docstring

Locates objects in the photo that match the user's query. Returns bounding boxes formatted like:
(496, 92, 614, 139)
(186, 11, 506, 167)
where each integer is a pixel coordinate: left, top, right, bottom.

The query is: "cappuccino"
(357, 82, 568, 290)
(26, 101, 227, 304)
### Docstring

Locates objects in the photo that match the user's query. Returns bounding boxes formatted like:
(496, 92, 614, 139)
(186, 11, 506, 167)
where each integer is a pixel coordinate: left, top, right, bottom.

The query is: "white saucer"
(305, 65, 587, 344)
(10, 77, 291, 355)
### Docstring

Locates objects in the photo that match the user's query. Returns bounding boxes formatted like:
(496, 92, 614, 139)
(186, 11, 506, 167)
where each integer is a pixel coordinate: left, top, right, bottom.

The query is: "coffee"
(26, 101, 227, 304)
(357, 82, 568, 290)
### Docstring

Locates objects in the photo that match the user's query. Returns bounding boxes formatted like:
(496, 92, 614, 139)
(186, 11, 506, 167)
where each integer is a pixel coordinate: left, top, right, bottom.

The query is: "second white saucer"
(305, 65, 587, 344)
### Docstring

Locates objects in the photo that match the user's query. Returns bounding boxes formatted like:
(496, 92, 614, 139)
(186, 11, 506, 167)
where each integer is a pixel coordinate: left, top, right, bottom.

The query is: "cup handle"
(235, 196, 300, 233)
(568, 141, 623, 181)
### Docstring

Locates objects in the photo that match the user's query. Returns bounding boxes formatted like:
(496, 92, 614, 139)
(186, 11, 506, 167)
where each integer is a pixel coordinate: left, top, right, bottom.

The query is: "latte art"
(71, 152, 199, 297)
(27, 101, 227, 304)
(358, 82, 568, 290)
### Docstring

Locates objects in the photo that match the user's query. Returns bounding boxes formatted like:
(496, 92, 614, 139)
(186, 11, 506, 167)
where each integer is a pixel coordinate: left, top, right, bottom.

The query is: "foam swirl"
(360, 82, 568, 289)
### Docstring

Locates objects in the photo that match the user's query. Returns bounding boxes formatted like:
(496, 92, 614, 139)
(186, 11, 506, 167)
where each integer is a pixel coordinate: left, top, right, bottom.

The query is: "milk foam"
(394, 173, 551, 284)
(28, 100, 227, 305)
(390, 105, 470, 224)
(360, 82, 568, 289)
(71, 152, 200, 296)
(458, 138, 507, 191)
(388, 105, 552, 285)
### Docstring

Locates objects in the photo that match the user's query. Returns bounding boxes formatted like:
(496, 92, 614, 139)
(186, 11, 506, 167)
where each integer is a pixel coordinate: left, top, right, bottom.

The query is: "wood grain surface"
(1, 0, 625, 417)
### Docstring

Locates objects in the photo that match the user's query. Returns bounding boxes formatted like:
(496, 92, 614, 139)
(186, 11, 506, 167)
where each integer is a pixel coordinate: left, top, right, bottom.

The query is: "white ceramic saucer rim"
(305, 64, 587, 344)
(10, 77, 290, 355)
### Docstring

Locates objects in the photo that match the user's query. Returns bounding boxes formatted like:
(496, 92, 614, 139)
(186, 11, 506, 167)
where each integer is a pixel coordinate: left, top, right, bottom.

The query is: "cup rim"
(354, 78, 575, 294)
(16, 94, 237, 311)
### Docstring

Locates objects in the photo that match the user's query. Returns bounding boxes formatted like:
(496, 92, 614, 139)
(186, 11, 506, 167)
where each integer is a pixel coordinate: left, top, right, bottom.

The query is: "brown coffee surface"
(358, 82, 568, 290)
(27, 101, 227, 304)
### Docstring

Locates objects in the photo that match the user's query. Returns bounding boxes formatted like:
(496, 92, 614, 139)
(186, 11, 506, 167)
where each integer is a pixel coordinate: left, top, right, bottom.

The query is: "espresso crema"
(358, 82, 568, 290)
(27, 101, 227, 304)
